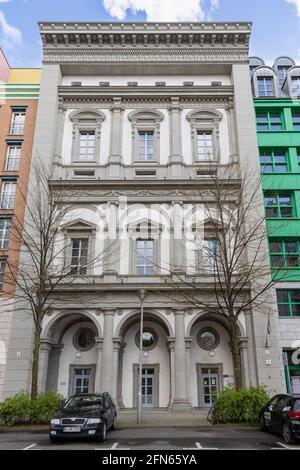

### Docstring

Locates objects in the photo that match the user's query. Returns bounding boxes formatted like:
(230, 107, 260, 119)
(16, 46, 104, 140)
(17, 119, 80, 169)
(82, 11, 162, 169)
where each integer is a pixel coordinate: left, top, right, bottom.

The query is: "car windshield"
(63, 396, 103, 411)
(294, 399, 300, 411)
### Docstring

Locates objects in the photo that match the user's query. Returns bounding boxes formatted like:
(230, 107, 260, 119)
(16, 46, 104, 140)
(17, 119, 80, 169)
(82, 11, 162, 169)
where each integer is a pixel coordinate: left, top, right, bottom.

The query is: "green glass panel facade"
(255, 99, 300, 282)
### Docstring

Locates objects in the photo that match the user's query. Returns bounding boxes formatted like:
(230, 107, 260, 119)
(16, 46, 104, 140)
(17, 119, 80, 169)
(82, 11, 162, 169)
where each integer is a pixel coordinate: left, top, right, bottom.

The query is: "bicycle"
(207, 403, 218, 425)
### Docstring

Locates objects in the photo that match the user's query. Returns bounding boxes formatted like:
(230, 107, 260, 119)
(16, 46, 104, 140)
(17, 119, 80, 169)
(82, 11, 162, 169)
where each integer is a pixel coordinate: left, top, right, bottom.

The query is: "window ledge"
(72, 160, 97, 166)
(134, 160, 158, 164)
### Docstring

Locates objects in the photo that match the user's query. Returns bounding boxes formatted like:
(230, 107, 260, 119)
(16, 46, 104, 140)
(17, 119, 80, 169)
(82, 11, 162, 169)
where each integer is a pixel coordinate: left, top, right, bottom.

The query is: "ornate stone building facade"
(2, 23, 283, 408)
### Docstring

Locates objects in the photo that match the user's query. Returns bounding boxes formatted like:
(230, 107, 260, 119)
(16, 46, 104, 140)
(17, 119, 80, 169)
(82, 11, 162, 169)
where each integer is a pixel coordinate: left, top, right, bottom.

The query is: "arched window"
(186, 108, 223, 164)
(69, 109, 106, 163)
(128, 109, 164, 163)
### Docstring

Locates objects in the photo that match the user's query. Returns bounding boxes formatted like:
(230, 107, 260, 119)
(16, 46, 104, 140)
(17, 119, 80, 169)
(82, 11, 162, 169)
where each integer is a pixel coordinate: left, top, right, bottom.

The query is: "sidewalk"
(117, 409, 210, 428)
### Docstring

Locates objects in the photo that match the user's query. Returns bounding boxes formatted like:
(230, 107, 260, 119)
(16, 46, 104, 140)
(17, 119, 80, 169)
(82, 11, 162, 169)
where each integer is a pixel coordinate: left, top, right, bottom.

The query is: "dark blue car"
(49, 393, 117, 444)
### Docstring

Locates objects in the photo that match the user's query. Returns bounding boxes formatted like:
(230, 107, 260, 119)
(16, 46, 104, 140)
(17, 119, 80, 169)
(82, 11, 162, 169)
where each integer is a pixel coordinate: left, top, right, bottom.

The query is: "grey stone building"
(1, 22, 284, 408)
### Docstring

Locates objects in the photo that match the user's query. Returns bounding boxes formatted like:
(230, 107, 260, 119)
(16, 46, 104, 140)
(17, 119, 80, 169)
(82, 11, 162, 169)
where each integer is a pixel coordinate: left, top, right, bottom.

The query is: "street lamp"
(137, 289, 147, 424)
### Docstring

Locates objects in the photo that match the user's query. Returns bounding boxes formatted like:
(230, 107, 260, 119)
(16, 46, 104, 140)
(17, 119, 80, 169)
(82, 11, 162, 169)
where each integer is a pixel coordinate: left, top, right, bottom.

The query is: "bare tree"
(0, 162, 111, 399)
(158, 165, 288, 389)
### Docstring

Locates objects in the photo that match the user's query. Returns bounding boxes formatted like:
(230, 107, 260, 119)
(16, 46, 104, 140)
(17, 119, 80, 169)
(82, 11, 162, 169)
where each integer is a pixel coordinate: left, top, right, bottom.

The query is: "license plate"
(63, 426, 81, 433)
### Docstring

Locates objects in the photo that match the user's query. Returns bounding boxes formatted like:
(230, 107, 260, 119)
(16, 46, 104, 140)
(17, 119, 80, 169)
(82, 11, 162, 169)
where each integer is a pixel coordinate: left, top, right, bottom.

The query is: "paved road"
(0, 427, 300, 450)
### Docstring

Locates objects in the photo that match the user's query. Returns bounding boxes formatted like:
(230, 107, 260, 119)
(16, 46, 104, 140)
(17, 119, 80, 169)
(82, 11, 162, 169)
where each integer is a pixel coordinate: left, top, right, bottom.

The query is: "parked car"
(259, 394, 300, 445)
(49, 392, 117, 443)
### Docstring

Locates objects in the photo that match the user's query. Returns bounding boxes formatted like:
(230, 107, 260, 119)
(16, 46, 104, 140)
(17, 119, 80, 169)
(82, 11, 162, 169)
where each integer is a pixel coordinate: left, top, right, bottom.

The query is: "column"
(185, 337, 193, 404)
(172, 202, 185, 273)
(117, 341, 125, 408)
(244, 308, 259, 386)
(107, 97, 124, 178)
(100, 310, 115, 395)
(240, 337, 250, 388)
(112, 337, 122, 406)
(45, 344, 64, 393)
(168, 97, 183, 178)
(172, 309, 193, 411)
(167, 337, 176, 409)
(38, 339, 52, 393)
(103, 202, 119, 276)
(225, 100, 238, 164)
(94, 337, 103, 393)
(53, 101, 67, 172)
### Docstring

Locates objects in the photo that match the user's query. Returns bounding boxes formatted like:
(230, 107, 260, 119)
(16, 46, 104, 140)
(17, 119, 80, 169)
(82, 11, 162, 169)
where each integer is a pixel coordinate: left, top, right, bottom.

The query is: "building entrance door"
(73, 368, 93, 395)
(142, 368, 155, 408)
(200, 367, 220, 407)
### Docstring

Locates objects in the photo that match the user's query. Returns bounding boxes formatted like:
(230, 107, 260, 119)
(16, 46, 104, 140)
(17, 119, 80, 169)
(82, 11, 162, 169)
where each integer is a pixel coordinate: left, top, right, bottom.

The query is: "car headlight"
(87, 418, 101, 425)
(51, 419, 60, 426)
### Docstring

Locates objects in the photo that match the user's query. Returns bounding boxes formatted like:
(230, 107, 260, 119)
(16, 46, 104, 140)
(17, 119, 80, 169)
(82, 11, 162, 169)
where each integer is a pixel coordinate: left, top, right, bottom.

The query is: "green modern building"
(251, 56, 300, 394)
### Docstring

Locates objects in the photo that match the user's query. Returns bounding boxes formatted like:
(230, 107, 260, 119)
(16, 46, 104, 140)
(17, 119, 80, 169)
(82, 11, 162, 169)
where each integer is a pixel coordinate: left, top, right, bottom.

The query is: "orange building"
(0, 50, 41, 295)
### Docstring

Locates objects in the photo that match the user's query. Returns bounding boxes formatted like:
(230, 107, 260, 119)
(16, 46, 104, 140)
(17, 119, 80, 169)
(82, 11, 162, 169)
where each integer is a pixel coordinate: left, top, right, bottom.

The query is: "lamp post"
(137, 289, 147, 424)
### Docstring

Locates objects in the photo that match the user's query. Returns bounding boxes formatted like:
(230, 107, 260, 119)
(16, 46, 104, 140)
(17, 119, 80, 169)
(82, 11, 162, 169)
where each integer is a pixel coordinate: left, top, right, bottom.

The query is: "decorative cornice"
(40, 22, 251, 53)
(43, 47, 249, 63)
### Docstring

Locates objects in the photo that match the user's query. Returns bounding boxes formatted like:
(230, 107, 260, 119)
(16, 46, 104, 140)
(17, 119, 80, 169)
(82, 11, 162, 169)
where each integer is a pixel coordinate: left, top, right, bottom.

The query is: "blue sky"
(0, 0, 299, 68)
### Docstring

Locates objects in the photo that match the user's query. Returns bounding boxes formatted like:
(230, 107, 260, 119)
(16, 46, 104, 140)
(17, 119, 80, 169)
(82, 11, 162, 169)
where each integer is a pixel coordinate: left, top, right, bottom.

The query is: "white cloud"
(285, 0, 300, 16)
(0, 1, 11, 3)
(0, 10, 22, 49)
(102, 0, 219, 22)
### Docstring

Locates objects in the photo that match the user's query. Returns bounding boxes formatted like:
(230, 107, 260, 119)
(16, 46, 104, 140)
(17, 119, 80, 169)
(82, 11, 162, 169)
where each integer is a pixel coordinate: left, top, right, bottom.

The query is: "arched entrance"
(188, 314, 240, 408)
(41, 313, 101, 398)
(117, 311, 172, 409)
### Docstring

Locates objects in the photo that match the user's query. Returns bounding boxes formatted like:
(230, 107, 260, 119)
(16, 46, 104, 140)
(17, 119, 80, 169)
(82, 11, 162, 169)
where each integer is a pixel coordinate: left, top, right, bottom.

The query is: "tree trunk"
(31, 325, 41, 400)
(230, 323, 243, 390)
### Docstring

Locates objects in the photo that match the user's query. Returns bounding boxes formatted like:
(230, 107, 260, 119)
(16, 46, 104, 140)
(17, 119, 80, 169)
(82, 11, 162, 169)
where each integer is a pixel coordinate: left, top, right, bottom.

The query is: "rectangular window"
(257, 77, 274, 97)
(264, 193, 294, 218)
(138, 131, 154, 161)
(197, 131, 213, 161)
(256, 111, 283, 131)
(6, 146, 21, 171)
(292, 77, 300, 96)
(136, 239, 154, 275)
(10, 111, 26, 135)
(0, 220, 11, 250)
(269, 240, 300, 268)
(260, 150, 288, 173)
(278, 66, 290, 86)
(277, 290, 300, 317)
(1, 182, 16, 210)
(292, 112, 300, 131)
(70, 238, 88, 275)
(79, 131, 95, 161)
(0, 260, 6, 291)
(202, 239, 218, 271)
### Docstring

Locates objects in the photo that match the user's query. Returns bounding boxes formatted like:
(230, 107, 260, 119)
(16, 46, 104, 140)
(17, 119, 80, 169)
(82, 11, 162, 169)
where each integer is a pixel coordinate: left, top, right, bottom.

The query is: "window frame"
(186, 108, 223, 165)
(291, 77, 300, 97)
(264, 193, 295, 219)
(135, 238, 155, 275)
(0, 258, 6, 291)
(128, 109, 164, 164)
(78, 130, 96, 162)
(5, 144, 21, 172)
(256, 111, 283, 131)
(70, 237, 89, 275)
(69, 110, 106, 164)
(260, 149, 289, 174)
(0, 219, 12, 250)
(10, 110, 26, 135)
(269, 239, 300, 269)
(0, 181, 17, 210)
(257, 77, 275, 97)
(277, 290, 300, 318)
(137, 130, 155, 161)
(292, 111, 300, 131)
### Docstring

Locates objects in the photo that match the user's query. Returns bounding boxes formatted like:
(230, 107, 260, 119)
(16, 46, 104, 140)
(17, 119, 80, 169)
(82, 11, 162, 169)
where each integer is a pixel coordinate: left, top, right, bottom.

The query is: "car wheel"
(49, 436, 60, 444)
(111, 414, 117, 430)
(97, 421, 107, 442)
(259, 415, 267, 432)
(282, 423, 296, 445)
